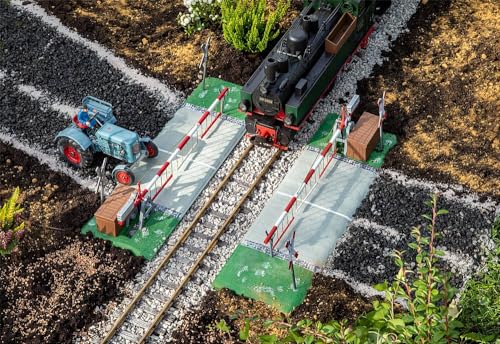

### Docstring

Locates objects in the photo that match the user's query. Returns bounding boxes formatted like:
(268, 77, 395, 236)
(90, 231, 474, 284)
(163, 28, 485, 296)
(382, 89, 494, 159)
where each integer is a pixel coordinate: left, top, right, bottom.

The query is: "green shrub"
(0, 187, 27, 255)
(221, 0, 290, 53)
(247, 194, 494, 343)
(458, 218, 499, 340)
(178, 0, 222, 36)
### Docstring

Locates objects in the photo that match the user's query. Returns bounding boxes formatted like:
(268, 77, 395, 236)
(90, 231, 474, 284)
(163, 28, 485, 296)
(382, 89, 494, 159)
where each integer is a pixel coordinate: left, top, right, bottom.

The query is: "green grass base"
(186, 77, 244, 120)
(308, 113, 397, 169)
(81, 211, 179, 260)
(213, 245, 313, 313)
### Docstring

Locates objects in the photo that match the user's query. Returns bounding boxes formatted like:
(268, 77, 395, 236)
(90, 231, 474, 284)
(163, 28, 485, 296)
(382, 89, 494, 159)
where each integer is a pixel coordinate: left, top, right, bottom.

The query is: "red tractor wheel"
(57, 138, 93, 168)
(113, 167, 135, 186)
(144, 141, 159, 158)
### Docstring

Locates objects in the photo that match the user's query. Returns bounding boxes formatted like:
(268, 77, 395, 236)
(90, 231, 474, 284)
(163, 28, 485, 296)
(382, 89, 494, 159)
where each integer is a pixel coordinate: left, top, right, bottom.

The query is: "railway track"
(100, 143, 280, 344)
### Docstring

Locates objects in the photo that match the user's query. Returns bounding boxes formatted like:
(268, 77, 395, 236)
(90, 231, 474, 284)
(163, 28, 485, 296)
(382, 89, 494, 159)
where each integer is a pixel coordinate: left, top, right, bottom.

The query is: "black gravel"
(0, 77, 69, 148)
(329, 171, 497, 287)
(0, 2, 179, 147)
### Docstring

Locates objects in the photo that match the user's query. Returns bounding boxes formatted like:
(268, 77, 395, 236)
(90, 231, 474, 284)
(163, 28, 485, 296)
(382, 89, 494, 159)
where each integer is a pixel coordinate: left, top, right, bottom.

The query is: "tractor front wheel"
(113, 166, 135, 186)
(58, 138, 93, 168)
(144, 141, 159, 158)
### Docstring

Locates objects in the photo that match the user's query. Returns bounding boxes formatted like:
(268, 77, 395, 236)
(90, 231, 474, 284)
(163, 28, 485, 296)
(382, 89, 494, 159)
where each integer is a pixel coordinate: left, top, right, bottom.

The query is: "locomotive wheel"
(113, 167, 135, 186)
(58, 137, 93, 168)
(144, 141, 159, 158)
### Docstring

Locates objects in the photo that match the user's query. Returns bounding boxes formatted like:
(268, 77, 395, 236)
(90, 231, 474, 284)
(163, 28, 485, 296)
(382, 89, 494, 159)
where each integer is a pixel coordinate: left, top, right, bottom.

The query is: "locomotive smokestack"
(302, 14, 319, 33)
(264, 58, 279, 82)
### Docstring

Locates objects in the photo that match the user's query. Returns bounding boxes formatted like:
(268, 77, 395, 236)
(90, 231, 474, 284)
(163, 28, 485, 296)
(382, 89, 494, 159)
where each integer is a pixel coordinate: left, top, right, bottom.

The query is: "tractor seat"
(73, 114, 88, 129)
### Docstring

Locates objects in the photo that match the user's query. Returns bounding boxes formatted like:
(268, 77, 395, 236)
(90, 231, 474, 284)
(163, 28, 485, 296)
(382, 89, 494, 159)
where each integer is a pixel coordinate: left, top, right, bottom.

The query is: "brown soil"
(171, 275, 373, 343)
(0, 141, 144, 344)
(35, 0, 303, 94)
(357, 0, 500, 199)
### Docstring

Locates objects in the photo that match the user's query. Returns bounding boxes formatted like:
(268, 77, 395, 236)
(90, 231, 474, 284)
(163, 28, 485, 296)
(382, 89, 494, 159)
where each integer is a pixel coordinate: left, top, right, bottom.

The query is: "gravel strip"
(0, 2, 180, 151)
(11, 0, 181, 105)
(327, 170, 497, 287)
(77, 1, 424, 342)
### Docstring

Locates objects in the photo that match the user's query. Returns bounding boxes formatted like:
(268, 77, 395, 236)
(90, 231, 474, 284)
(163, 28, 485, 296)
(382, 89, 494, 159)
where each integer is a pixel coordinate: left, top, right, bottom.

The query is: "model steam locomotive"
(240, 0, 381, 149)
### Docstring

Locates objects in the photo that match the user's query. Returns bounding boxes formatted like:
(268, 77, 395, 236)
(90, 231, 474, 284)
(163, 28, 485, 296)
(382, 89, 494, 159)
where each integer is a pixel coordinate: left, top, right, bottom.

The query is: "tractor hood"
(97, 123, 139, 145)
(96, 123, 141, 163)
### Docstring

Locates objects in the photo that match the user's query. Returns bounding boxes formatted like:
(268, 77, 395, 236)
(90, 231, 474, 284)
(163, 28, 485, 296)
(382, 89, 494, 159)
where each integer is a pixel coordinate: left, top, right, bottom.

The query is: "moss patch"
(186, 77, 245, 120)
(213, 245, 313, 313)
(81, 211, 179, 260)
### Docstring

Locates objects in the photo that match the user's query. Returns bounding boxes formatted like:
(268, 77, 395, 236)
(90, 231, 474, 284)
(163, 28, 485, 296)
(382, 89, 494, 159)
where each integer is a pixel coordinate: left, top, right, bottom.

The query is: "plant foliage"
(221, 0, 290, 53)
(244, 194, 494, 343)
(178, 0, 222, 36)
(0, 187, 27, 255)
(458, 217, 499, 340)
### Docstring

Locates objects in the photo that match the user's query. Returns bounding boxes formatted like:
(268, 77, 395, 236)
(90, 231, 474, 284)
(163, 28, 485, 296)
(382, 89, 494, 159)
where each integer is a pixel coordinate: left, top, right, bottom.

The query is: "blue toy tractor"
(55, 96, 158, 185)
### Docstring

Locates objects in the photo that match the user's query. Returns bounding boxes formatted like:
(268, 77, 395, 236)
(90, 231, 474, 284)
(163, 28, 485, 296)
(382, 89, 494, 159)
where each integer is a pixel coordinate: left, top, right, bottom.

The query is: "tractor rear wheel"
(58, 138, 93, 168)
(113, 166, 135, 186)
(144, 141, 159, 158)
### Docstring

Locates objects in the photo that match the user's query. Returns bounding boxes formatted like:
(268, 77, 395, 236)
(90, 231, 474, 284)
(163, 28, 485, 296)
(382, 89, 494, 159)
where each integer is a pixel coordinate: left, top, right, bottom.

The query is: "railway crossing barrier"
(116, 87, 229, 229)
(263, 110, 349, 251)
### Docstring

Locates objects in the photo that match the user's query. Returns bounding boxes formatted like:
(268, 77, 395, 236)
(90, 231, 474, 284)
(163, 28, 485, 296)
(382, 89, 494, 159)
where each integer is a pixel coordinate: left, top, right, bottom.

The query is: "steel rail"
(137, 147, 281, 343)
(100, 142, 254, 344)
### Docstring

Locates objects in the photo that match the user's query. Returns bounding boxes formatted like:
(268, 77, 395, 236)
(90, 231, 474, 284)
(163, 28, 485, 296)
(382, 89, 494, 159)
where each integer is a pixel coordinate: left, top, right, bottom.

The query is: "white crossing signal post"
(199, 37, 211, 90)
(286, 231, 299, 290)
(377, 91, 387, 151)
(95, 157, 108, 204)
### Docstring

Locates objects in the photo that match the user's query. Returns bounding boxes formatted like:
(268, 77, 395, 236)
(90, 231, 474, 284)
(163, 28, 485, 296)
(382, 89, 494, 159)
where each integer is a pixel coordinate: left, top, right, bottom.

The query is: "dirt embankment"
(358, 0, 500, 199)
(35, 0, 303, 94)
(0, 142, 144, 343)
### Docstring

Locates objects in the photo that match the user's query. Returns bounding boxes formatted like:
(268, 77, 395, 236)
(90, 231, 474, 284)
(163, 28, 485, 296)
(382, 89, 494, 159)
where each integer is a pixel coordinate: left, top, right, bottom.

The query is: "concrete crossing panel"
(244, 150, 377, 267)
(131, 105, 245, 218)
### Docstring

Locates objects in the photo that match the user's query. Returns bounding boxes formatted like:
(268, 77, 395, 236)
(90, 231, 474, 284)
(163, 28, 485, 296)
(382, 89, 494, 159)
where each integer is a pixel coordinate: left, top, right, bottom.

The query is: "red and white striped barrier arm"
(263, 114, 346, 249)
(134, 87, 229, 206)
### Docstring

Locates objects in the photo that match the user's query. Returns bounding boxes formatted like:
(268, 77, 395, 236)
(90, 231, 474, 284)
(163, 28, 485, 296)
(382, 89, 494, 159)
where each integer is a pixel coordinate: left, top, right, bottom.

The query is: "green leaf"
(436, 209, 449, 215)
(388, 318, 405, 329)
(239, 319, 250, 341)
(259, 334, 278, 344)
(461, 332, 497, 342)
(374, 282, 388, 292)
(304, 335, 314, 344)
(215, 319, 230, 333)
(263, 319, 274, 328)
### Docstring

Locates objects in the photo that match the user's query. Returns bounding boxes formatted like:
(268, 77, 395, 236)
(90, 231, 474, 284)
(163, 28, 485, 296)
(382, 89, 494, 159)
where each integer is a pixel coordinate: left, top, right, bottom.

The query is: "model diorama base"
(82, 78, 245, 259)
(214, 113, 397, 313)
(213, 245, 313, 313)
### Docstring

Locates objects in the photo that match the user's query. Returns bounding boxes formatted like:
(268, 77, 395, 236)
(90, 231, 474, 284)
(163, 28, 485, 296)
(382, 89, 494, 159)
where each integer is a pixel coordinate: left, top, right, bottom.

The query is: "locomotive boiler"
(239, 0, 377, 149)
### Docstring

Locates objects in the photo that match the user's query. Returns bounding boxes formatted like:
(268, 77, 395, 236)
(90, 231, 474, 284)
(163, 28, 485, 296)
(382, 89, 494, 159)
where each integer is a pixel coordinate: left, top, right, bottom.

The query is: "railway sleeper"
(210, 209, 230, 220)
(192, 230, 213, 240)
(118, 329, 140, 343)
(128, 316, 150, 329)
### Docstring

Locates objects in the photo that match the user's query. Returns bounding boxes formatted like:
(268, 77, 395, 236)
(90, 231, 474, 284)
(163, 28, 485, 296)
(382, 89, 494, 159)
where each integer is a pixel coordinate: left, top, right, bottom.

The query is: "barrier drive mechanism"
(95, 87, 229, 236)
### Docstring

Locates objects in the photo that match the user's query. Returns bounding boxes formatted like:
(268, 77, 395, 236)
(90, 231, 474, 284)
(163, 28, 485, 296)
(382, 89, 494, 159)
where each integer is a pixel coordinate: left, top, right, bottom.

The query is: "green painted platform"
(82, 77, 244, 260)
(214, 113, 398, 312)
(81, 212, 180, 260)
(309, 113, 397, 168)
(213, 245, 313, 313)
(186, 77, 245, 120)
